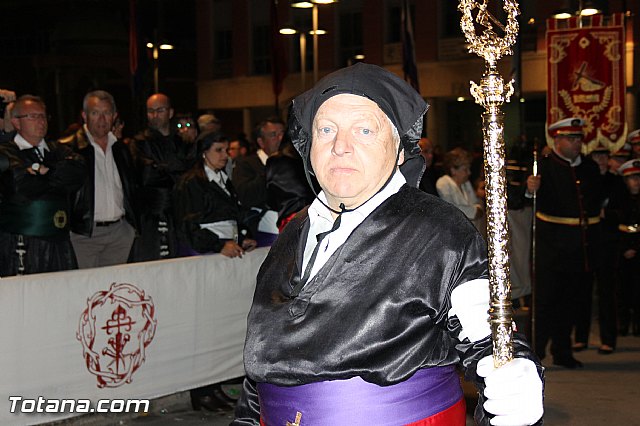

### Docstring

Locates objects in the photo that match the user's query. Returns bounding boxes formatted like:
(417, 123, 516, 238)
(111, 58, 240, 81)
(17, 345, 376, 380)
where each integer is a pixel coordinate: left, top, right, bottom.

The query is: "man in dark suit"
(232, 116, 284, 244)
(59, 90, 138, 268)
(0, 95, 86, 276)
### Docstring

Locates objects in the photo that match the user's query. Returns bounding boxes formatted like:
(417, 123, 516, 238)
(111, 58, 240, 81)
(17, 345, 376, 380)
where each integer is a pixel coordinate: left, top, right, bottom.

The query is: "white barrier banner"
(0, 248, 269, 425)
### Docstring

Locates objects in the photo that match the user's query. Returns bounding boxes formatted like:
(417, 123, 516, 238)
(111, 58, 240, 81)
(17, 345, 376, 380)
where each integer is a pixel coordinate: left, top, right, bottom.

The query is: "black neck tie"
(32, 147, 44, 163)
(290, 204, 345, 298)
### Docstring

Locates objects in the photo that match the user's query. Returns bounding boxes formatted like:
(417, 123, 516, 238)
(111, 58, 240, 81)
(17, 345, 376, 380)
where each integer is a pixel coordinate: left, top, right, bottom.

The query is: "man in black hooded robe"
(233, 63, 543, 426)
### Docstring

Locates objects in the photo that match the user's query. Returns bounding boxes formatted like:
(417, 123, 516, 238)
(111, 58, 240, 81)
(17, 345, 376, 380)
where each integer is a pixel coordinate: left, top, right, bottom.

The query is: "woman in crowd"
(173, 131, 257, 412)
(174, 131, 256, 257)
(436, 147, 486, 237)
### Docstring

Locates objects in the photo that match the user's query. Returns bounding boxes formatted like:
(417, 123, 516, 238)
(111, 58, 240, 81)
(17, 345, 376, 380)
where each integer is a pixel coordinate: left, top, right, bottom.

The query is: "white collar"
(308, 170, 407, 226)
(83, 124, 117, 149)
(257, 149, 269, 166)
(204, 164, 227, 182)
(13, 134, 48, 152)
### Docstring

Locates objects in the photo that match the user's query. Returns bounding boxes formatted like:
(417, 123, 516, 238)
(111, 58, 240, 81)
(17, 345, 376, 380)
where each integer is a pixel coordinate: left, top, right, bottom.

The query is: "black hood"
(288, 62, 429, 187)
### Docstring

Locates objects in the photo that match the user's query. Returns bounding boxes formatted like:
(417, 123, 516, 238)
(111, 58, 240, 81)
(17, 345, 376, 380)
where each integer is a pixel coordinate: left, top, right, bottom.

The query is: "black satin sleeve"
(237, 186, 543, 425)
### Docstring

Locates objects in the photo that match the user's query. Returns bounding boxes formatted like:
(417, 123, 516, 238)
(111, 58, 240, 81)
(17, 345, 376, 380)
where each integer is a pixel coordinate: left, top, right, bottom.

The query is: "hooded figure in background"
(233, 63, 543, 426)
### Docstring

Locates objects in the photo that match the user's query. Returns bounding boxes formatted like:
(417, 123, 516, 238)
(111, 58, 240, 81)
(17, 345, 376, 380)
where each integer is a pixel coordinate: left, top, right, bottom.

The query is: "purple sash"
(257, 366, 462, 425)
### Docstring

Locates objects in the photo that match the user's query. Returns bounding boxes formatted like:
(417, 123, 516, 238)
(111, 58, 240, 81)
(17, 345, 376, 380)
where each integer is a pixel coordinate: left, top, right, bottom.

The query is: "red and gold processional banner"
(547, 14, 626, 153)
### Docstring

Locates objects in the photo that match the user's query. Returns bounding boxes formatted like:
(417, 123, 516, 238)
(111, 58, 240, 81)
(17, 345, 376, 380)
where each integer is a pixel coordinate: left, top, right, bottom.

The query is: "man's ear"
(81, 111, 87, 124)
(10, 117, 20, 132)
(169, 108, 174, 120)
(397, 149, 405, 166)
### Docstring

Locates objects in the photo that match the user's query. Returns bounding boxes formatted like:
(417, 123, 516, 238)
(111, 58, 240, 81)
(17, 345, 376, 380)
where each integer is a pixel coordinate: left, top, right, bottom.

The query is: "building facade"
(195, 0, 639, 154)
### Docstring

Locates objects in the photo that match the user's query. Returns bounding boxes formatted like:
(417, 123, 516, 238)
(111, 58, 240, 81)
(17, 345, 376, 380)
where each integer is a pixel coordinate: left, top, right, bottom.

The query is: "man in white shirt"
(60, 90, 138, 268)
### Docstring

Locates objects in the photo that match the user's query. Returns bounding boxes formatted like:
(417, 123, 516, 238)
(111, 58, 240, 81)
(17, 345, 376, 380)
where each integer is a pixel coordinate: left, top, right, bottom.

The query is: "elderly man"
(527, 117, 604, 367)
(59, 90, 137, 268)
(233, 64, 543, 425)
(129, 93, 192, 261)
(0, 95, 86, 275)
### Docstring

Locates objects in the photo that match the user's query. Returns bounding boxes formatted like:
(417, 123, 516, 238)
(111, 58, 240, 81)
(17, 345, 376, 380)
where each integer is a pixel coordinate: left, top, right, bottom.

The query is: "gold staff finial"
(458, 0, 521, 368)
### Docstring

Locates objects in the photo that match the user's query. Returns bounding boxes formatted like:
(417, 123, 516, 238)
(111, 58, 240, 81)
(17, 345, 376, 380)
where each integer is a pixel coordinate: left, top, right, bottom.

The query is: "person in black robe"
(173, 131, 257, 412)
(611, 159, 640, 337)
(265, 137, 315, 231)
(129, 93, 193, 262)
(174, 131, 256, 256)
(233, 63, 543, 426)
(0, 95, 86, 276)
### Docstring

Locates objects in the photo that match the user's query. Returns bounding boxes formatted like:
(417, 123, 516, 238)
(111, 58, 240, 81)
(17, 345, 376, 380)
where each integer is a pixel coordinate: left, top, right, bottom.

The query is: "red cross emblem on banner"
(77, 282, 157, 388)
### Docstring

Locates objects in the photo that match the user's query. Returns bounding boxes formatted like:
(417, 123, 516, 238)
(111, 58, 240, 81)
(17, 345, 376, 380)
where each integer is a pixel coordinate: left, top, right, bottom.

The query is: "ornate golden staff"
(458, 0, 520, 367)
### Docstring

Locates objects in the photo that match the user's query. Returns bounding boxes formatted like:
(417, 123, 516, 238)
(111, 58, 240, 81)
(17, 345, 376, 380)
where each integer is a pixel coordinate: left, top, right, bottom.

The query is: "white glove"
(477, 355, 543, 426)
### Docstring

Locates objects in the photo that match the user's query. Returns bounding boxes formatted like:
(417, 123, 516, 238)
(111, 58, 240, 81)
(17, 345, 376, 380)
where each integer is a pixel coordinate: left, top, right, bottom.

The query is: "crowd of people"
(0, 88, 316, 277)
(2, 66, 639, 423)
(423, 117, 640, 369)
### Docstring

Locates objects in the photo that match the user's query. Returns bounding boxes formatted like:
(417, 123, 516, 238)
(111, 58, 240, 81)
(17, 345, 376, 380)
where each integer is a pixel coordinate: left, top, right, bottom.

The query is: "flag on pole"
(270, 0, 288, 112)
(401, 0, 420, 93)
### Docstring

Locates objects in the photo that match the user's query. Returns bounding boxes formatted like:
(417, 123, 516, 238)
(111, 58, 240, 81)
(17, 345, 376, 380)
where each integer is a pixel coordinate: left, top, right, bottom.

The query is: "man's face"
(12, 100, 47, 146)
(631, 143, 640, 158)
(554, 134, 583, 161)
(203, 141, 229, 171)
(258, 122, 284, 155)
(228, 140, 241, 160)
(310, 94, 401, 210)
(146, 95, 173, 135)
(590, 152, 609, 173)
(625, 174, 640, 195)
(82, 97, 115, 140)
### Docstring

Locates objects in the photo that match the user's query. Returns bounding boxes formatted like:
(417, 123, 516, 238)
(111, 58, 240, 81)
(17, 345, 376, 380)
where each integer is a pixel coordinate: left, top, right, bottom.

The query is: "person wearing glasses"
(129, 93, 193, 262)
(0, 95, 86, 276)
(59, 90, 138, 268)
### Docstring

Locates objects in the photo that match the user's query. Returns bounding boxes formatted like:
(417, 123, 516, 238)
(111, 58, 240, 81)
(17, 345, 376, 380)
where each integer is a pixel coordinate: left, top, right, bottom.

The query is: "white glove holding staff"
(477, 355, 544, 425)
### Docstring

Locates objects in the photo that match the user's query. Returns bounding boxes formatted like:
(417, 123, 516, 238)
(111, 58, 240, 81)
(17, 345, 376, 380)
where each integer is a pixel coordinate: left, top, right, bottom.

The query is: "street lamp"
(280, 23, 329, 89)
(280, 27, 307, 88)
(290, 0, 337, 83)
(146, 31, 174, 93)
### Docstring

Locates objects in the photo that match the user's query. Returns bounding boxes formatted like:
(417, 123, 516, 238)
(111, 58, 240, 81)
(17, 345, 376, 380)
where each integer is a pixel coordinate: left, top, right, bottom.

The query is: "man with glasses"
(526, 117, 604, 368)
(0, 95, 86, 276)
(129, 93, 193, 261)
(59, 90, 138, 268)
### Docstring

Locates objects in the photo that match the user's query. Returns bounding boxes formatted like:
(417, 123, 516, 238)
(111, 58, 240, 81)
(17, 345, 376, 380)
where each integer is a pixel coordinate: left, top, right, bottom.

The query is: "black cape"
(233, 186, 542, 425)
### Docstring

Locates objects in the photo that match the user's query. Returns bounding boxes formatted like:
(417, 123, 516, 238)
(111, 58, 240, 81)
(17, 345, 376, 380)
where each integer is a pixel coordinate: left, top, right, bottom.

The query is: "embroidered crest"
(53, 210, 67, 229)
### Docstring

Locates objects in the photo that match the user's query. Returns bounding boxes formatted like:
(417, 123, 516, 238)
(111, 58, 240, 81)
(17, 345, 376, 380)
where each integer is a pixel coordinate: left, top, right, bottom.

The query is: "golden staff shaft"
(458, 0, 520, 367)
